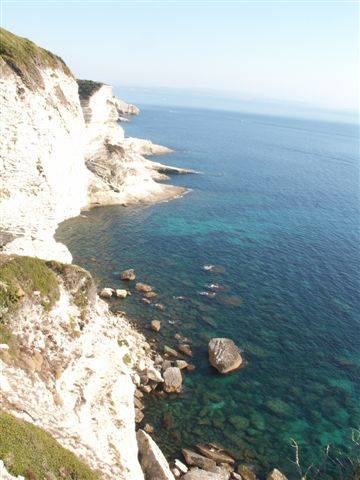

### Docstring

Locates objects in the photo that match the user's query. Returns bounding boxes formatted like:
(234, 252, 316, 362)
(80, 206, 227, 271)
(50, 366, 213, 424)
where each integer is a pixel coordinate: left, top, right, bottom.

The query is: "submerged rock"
(163, 367, 182, 393)
(196, 444, 235, 464)
(145, 291, 158, 299)
(155, 302, 165, 311)
(136, 282, 153, 293)
(237, 465, 258, 480)
(137, 429, 175, 480)
(228, 415, 250, 430)
(164, 346, 179, 358)
(203, 265, 226, 274)
(182, 449, 216, 471)
(120, 268, 136, 281)
(208, 338, 243, 374)
(178, 344, 193, 357)
(151, 320, 161, 332)
(199, 291, 216, 298)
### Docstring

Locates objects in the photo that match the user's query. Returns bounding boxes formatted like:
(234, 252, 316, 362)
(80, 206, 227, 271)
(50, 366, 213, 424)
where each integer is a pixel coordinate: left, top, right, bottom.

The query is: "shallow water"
(57, 106, 360, 478)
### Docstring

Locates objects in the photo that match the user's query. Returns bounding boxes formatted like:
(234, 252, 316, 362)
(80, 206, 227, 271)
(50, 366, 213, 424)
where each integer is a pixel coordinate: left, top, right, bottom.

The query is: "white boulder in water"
(208, 338, 243, 374)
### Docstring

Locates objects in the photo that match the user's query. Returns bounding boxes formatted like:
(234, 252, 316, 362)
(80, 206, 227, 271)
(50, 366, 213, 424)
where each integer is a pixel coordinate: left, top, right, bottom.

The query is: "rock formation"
(208, 338, 244, 374)
(0, 28, 192, 264)
(0, 27, 181, 480)
(137, 429, 175, 480)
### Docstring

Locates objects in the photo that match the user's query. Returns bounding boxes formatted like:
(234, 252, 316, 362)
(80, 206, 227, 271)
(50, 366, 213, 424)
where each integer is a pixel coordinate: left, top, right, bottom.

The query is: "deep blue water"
(57, 106, 360, 478)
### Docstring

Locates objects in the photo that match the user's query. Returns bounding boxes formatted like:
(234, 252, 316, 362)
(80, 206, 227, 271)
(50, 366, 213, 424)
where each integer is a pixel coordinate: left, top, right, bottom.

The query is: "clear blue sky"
(1, 0, 359, 113)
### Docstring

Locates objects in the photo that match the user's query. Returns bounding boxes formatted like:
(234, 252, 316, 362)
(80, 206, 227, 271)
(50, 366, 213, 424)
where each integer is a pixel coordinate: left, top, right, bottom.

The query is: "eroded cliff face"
(0, 28, 178, 480)
(79, 80, 188, 207)
(0, 256, 153, 479)
(0, 29, 189, 264)
(0, 39, 89, 262)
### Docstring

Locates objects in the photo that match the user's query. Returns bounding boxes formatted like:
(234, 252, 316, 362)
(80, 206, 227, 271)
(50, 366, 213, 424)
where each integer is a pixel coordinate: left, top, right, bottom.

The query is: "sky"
(1, 0, 359, 114)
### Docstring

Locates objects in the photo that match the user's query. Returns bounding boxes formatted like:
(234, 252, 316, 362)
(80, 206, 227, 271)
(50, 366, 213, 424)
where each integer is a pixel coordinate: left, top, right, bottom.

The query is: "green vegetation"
(122, 353, 132, 365)
(0, 411, 99, 480)
(0, 27, 72, 90)
(77, 79, 103, 99)
(0, 256, 60, 316)
(46, 261, 96, 317)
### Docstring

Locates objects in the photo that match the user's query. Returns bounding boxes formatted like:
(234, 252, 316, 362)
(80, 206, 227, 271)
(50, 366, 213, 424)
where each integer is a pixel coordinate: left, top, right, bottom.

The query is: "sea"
(56, 98, 360, 478)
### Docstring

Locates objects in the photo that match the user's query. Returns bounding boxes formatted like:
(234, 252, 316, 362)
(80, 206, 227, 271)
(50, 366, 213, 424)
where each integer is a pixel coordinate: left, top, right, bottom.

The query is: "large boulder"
(120, 268, 136, 281)
(182, 468, 228, 480)
(136, 282, 153, 293)
(182, 448, 216, 471)
(163, 367, 182, 393)
(237, 465, 258, 480)
(196, 445, 235, 464)
(137, 429, 175, 480)
(208, 338, 243, 374)
(115, 289, 128, 298)
(267, 469, 288, 480)
(145, 367, 164, 383)
(99, 287, 113, 298)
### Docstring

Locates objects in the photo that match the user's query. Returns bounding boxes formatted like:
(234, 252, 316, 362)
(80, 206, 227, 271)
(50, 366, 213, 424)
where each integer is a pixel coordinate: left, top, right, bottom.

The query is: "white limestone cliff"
(0, 259, 151, 479)
(0, 28, 179, 480)
(80, 80, 189, 207)
(0, 30, 191, 264)
(0, 55, 89, 263)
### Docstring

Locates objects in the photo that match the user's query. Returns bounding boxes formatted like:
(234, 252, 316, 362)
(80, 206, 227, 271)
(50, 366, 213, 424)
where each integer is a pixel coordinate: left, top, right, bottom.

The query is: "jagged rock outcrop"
(137, 429, 175, 480)
(79, 80, 189, 207)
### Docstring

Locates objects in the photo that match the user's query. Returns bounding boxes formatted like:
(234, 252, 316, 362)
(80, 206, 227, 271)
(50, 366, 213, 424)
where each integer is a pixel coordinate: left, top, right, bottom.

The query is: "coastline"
(0, 28, 196, 480)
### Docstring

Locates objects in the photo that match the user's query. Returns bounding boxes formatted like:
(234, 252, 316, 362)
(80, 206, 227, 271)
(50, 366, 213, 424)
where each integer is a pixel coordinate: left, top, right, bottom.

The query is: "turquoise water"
(57, 106, 360, 478)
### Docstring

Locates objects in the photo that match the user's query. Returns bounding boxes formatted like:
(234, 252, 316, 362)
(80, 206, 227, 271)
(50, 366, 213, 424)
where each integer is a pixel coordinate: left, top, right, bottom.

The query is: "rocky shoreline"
(0, 27, 289, 480)
(97, 269, 289, 480)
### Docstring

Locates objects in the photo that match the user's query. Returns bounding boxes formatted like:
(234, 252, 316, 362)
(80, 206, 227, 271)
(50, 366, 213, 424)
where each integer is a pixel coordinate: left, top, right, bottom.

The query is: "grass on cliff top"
(0, 411, 99, 480)
(77, 79, 103, 100)
(0, 27, 72, 90)
(0, 256, 60, 316)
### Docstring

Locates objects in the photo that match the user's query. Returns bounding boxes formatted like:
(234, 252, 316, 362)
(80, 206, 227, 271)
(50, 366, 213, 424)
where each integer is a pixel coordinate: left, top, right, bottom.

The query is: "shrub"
(0, 411, 99, 479)
(0, 256, 60, 316)
(0, 27, 72, 90)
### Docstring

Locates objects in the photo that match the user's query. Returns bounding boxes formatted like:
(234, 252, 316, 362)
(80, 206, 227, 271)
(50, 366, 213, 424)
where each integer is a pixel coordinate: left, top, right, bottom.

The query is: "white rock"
(174, 458, 188, 473)
(115, 289, 128, 298)
(99, 288, 113, 298)
(163, 367, 182, 393)
(208, 338, 243, 374)
(0, 344, 9, 350)
(182, 468, 226, 480)
(137, 429, 175, 480)
(146, 367, 164, 383)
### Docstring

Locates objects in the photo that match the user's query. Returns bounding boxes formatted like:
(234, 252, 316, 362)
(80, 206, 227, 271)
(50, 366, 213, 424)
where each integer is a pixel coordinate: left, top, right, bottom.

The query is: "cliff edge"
(0, 28, 191, 264)
(0, 28, 181, 480)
